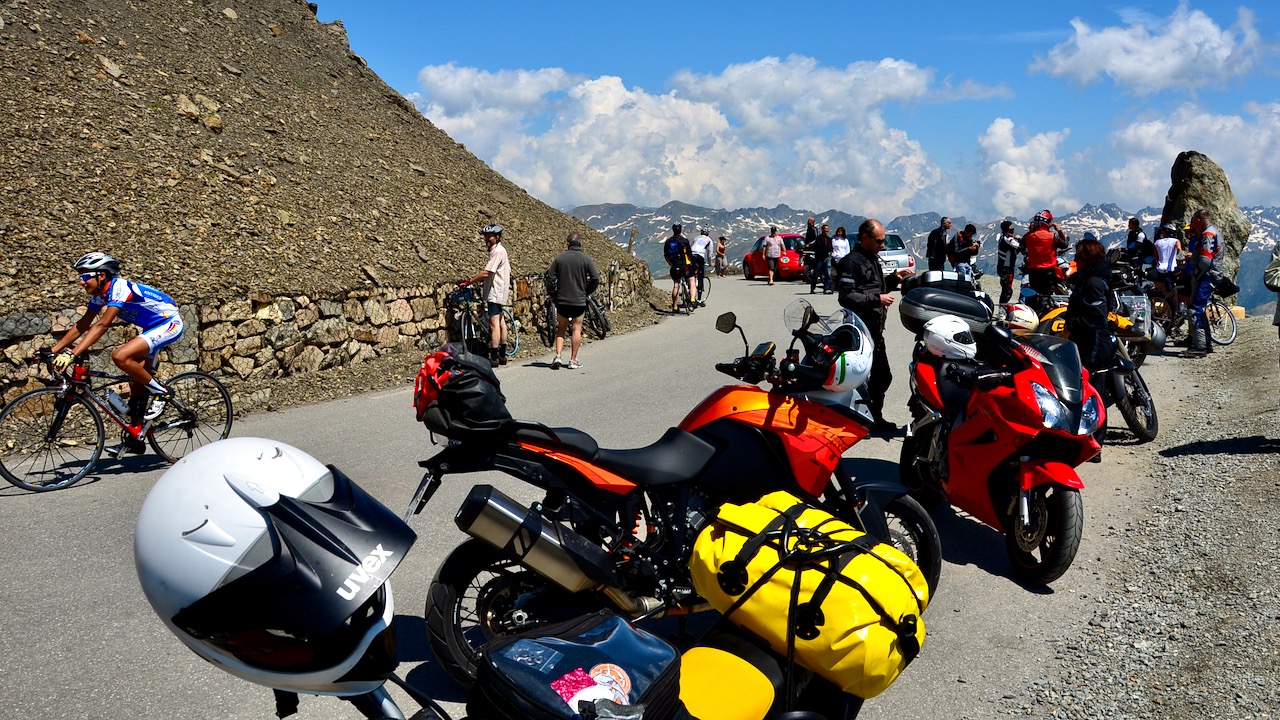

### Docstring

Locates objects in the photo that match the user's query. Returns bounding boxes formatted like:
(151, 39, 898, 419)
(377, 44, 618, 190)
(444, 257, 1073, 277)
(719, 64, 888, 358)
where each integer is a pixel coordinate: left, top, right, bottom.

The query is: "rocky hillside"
(0, 0, 651, 318)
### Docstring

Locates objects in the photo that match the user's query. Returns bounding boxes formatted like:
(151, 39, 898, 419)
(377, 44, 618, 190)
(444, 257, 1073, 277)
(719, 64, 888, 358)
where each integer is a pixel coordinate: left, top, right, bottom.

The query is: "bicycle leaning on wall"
(0, 351, 233, 491)
(445, 282, 519, 359)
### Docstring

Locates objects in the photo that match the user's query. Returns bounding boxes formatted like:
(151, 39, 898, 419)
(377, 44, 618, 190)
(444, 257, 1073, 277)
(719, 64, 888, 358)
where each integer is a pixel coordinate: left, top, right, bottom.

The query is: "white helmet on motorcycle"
(923, 315, 977, 360)
(821, 319, 873, 392)
(999, 303, 1038, 332)
(134, 437, 416, 696)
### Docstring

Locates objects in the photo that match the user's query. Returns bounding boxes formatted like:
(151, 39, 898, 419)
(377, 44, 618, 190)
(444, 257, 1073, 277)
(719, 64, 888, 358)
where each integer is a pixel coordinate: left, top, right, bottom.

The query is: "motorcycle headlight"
(1034, 383, 1072, 432)
(1077, 395, 1102, 435)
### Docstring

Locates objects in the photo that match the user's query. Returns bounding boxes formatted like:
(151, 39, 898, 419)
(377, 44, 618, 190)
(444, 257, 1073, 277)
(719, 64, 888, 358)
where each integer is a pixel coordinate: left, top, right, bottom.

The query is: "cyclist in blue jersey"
(663, 224, 697, 311)
(47, 253, 185, 445)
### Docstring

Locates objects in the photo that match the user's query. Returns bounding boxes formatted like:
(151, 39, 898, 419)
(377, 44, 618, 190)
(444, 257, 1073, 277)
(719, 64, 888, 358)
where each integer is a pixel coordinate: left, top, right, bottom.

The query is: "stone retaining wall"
(0, 263, 651, 411)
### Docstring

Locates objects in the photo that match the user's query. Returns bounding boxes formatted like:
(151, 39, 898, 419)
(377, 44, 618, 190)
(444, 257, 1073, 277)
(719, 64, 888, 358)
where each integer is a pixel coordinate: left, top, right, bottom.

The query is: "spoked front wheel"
(1005, 485, 1083, 586)
(147, 372, 233, 463)
(584, 297, 610, 339)
(1206, 300, 1237, 345)
(0, 388, 104, 491)
(502, 307, 520, 356)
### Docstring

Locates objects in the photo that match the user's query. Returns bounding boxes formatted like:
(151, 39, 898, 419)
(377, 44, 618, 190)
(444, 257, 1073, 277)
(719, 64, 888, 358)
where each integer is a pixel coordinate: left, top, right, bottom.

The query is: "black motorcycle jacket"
(835, 246, 901, 332)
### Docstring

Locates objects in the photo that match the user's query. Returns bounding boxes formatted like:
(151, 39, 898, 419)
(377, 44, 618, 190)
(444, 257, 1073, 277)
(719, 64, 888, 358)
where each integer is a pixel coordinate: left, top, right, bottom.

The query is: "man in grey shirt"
(545, 233, 601, 370)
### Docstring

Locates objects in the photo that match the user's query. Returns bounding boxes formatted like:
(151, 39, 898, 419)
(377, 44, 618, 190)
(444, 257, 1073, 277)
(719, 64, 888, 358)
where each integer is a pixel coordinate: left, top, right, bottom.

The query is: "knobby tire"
(1109, 369, 1158, 442)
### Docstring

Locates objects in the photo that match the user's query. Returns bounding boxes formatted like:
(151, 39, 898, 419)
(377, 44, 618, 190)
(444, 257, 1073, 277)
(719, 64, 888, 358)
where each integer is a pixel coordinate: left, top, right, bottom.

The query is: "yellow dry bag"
(689, 491, 929, 699)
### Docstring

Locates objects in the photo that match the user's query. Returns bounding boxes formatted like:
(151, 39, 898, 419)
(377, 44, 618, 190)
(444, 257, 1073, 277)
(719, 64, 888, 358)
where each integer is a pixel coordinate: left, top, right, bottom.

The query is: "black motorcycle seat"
(595, 427, 717, 486)
(513, 425, 600, 458)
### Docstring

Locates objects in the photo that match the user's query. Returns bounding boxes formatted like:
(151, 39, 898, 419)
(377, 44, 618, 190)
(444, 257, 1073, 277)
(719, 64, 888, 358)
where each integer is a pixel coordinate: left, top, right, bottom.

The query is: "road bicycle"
(1146, 277, 1237, 346)
(445, 283, 519, 358)
(0, 352, 233, 492)
(695, 266, 712, 305)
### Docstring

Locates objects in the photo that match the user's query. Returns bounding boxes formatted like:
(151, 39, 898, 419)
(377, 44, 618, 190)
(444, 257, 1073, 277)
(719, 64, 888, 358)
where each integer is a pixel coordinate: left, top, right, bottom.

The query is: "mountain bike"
(1147, 279, 1236, 346)
(0, 352, 233, 492)
(446, 282, 519, 358)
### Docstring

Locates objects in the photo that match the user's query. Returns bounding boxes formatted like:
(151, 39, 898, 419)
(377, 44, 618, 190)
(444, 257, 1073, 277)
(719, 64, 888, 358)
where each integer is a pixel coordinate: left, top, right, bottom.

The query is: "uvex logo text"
(336, 544, 394, 600)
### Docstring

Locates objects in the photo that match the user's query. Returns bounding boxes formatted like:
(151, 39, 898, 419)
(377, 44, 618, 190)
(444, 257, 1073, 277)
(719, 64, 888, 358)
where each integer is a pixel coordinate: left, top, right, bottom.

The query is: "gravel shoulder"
(1000, 314, 1280, 718)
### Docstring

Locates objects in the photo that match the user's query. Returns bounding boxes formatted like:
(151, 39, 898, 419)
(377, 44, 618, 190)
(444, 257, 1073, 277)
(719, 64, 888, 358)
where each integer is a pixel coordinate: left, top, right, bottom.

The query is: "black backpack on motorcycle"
(412, 343, 511, 438)
(467, 609, 682, 720)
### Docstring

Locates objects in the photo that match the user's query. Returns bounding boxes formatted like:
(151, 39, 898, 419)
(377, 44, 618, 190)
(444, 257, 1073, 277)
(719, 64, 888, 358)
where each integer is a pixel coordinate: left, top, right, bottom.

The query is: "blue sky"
(316, 1, 1280, 220)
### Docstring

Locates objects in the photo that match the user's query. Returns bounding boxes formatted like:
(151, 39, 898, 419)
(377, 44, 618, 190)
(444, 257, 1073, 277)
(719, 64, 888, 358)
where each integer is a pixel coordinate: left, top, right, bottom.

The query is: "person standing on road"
(690, 228, 713, 302)
(545, 233, 600, 370)
(925, 217, 952, 273)
(1183, 209, 1221, 358)
(1022, 210, 1069, 311)
(995, 220, 1022, 304)
(835, 219, 914, 435)
(464, 223, 511, 367)
(663, 224, 697, 311)
(809, 222, 833, 294)
(763, 226, 784, 285)
(714, 236, 728, 277)
(830, 226, 851, 266)
(950, 223, 980, 281)
(1264, 239, 1280, 372)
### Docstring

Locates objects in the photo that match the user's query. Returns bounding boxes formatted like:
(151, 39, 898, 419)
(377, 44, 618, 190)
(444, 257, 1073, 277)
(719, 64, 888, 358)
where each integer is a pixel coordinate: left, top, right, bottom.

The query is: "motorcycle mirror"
(716, 311, 751, 355)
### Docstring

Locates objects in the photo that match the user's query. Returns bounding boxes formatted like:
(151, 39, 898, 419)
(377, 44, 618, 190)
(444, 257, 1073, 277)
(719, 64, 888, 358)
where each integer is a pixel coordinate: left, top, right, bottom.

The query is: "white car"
(879, 233, 917, 277)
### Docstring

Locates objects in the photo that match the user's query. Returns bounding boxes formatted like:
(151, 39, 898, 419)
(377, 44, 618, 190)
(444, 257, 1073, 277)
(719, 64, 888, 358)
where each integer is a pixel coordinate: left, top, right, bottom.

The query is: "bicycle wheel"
(698, 274, 711, 303)
(540, 300, 557, 348)
(1206, 300, 1237, 345)
(503, 308, 520, 356)
(0, 388, 104, 491)
(147, 372, 233, 463)
(584, 298, 609, 340)
(678, 281, 693, 315)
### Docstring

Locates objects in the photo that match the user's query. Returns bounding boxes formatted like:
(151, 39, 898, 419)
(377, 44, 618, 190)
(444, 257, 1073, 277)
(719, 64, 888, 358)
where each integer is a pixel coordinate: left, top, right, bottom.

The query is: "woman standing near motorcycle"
(1066, 235, 1116, 372)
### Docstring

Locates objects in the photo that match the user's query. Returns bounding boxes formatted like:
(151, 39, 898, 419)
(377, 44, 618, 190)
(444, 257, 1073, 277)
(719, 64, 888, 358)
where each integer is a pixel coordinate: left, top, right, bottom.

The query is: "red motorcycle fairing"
(937, 359, 1100, 530)
(913, 362, 945, 411)
(1019, 461, 1084, 492)
(679, 385, 867, 496)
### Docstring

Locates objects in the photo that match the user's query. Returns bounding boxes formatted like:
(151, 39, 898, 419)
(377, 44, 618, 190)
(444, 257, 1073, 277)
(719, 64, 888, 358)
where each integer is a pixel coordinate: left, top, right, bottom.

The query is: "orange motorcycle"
(408, 299, 941, 684)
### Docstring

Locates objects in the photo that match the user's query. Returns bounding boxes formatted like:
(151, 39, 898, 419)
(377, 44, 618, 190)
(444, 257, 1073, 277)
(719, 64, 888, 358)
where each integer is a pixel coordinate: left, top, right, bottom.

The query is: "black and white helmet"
(134, 437, 416, 696)
(73, 252, 120, 276)
(481, 223, 503, 236)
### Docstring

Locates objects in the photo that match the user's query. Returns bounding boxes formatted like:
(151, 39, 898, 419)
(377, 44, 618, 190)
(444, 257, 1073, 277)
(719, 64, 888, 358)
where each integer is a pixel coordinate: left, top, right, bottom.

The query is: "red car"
(742, 233, 806, 280)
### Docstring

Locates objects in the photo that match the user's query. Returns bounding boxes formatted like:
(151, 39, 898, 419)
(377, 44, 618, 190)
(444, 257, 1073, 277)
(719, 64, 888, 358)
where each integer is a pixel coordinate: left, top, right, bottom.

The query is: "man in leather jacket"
(1184, 209, 1221, 357)
(835, 219, 914, 434)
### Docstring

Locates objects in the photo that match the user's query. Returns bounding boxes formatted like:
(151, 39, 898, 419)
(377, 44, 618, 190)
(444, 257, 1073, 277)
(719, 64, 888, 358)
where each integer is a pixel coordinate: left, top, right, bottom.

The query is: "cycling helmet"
(1000, 303, 1038, 332)
(672, 223, 683, 233)
(72, 251, 120, 276)
(1081, 231, 1098, 242)
(700, 227, 709, 235)
(820, 318, 873, 392)
(481, 223, 503, 236)
(923, 315, 977, 360)
(135, 437, 416, 696)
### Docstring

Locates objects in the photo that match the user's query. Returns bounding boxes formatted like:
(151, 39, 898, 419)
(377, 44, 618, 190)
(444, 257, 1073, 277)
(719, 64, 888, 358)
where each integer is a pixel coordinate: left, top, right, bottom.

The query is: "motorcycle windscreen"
(1017, 334, 1083, 404)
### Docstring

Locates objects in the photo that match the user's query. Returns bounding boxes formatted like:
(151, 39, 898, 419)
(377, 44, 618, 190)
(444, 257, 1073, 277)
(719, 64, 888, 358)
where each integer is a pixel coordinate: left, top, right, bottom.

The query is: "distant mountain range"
(570, 201, 1280, 313)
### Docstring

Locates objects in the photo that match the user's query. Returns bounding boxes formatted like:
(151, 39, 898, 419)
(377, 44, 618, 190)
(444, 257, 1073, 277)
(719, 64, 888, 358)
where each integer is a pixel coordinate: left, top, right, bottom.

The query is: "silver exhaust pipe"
(455, 485, 662, 615)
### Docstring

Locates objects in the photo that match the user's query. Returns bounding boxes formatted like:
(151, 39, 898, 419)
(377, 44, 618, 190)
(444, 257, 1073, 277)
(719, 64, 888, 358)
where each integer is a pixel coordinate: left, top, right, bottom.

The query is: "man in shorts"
(763, 226, 784, 285)
(48, 252, 185, 453)
(465, 223, 511, 367)
(545, 233, 600, 370)
(663, 224, 696, 311)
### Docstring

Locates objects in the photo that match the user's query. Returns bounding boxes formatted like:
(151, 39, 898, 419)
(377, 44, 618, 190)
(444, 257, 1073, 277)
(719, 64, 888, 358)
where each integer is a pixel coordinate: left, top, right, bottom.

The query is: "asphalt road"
(0, 273, 1179, 719)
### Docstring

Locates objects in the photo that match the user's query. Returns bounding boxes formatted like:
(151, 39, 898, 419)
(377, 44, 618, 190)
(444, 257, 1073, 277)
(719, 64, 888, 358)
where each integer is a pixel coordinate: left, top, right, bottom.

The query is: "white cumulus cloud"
(1031, 4, 1263, 95)
(1107, 102, 1280, 208)
(978, 118, 1078, 219)
(402, 55, 1007, 215)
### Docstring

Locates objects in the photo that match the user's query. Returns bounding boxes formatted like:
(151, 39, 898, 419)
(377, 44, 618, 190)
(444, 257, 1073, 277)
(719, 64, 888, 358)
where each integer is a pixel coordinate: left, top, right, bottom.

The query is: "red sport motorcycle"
(898, 288, 1101, 586)
(411, 299, 941, 684)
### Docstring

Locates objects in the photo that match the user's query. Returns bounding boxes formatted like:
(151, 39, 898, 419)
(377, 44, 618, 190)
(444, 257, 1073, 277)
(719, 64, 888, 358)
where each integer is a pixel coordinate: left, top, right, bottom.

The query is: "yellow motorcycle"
(1036, 296, 1158, 443)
